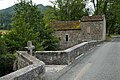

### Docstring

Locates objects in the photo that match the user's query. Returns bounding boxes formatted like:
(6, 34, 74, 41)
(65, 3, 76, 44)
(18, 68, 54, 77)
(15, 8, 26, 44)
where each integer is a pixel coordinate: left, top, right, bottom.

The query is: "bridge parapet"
(35, 40, 101, 65)
(0, 40, 102, 80)
(0, 51, 45, 80)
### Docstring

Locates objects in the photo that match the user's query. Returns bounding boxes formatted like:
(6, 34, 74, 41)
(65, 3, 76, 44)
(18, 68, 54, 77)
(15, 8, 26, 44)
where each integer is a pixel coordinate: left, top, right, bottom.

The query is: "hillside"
(0, 6, 14, 14)
(0, 4, 48, 14)
(0, 4, 48, 30)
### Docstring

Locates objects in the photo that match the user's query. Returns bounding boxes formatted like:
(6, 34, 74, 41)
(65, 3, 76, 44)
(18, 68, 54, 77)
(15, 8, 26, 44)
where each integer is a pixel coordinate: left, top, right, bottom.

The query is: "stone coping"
(17, 51, 44, 64)
(0, 52, 45, 80)
(81, 15, 105, 22)
(36, 42, 89, 53)
(36, 41, 98, 53)
(35, 40, 101, 65)
(64, 42, 88, 52)
(46, 65, 67, 72)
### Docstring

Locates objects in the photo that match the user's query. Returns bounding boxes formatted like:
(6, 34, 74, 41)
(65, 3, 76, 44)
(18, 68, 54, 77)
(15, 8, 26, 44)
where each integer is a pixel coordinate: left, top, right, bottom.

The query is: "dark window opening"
(66, 35, 69, 41)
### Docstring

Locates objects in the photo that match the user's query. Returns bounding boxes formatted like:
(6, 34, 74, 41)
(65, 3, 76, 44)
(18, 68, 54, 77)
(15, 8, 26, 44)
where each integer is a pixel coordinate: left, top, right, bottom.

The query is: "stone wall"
(55, 29, 82, 50)
(54, 15, 106, 49)
(36, 51, 68, 65)
(0, 52, 45, 80)
(81, 15, 106, 41)
(35, 41, 99, 65)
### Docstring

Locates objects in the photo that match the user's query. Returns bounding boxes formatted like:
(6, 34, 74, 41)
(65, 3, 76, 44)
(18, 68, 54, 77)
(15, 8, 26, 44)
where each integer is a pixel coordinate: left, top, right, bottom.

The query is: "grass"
(0, 30, 9, 35)
(0, 30, 9, 32)
(106, 34, 120, 42)
(110, 34, 120, 37)
(106, 35, 112, 41)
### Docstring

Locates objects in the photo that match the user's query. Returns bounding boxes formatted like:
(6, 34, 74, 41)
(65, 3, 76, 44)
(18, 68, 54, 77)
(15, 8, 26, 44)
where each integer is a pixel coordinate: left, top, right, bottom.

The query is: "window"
(66, 35, 69, 41)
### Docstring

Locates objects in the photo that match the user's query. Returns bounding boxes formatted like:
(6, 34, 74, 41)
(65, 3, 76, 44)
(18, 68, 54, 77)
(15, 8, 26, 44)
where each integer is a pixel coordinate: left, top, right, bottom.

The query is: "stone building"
(51, 21, 82, 50)
(81, 15, 106, 41)
(51, 15, 106, 50)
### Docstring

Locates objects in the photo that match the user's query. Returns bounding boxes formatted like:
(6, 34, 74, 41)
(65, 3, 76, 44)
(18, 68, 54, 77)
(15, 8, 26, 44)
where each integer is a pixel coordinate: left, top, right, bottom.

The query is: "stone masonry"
(35, 41, 100, 65)
(55, 29, 82, 50)
(0, 15, 106, 80)
(0, 51, 45, 80)
(81, 15, 106, 41)
(52, 21, 81, 50)
(52, 15, 106, 49)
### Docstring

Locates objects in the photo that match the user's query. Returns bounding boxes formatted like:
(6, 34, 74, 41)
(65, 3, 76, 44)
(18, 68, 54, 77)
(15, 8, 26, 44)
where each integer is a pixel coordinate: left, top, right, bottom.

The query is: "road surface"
(57, 41, 120, 80)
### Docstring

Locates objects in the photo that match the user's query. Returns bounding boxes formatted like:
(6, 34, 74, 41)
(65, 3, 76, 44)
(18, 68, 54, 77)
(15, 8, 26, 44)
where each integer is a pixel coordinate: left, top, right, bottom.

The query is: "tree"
(43, 6, 59, 25)
(94, 0, 120, 35)
(0, 12, 13, 30)
(41, 25, 59, 50)
(4, 0, 43, 52)
(50, 0, 120, 35)
(5, 0, 58, 52)
(51, 0, 85, 21)
(0, 34, 8, 54)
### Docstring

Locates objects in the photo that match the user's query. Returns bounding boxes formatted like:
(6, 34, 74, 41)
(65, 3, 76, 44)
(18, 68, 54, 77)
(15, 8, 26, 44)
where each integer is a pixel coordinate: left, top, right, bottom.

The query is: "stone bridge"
(0, 15, 107, 80)
(0, 40, 101, 80)
(1, 37, 120, 80)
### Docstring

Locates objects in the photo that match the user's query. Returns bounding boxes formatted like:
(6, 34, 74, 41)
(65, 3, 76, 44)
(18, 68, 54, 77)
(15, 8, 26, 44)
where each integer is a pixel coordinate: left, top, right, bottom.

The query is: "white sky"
(0, 0, 53, 10)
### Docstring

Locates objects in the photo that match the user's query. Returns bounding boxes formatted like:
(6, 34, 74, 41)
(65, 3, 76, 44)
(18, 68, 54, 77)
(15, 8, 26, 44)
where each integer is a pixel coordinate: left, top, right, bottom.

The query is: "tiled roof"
(50, 21, 80, 30)
(81, 15, 104, 22)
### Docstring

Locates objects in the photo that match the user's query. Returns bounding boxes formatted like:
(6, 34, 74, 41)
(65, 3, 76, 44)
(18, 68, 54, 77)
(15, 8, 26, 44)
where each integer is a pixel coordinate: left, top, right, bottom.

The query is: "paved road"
(112, 36, 120, 42)
(57, 41, 120, 80)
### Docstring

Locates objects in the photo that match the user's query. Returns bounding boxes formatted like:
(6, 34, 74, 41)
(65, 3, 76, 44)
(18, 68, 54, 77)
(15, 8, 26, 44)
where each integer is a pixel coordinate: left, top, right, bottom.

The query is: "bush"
(0, 35, 8, 54)
(0, 54, 16, 77)
(0, 35, 16, 77)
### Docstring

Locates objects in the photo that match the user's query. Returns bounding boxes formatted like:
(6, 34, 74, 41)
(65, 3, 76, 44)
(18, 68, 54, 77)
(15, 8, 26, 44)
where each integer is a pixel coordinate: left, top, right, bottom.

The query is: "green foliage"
(0, 35, 16, 77)
(4, 0, 58, 52)
(0, 13, 12, 30)
(43, 6, 59, 25)
(0, 35, 8, 54)
(4, 29, 41, 52)
(42, 25, 59, 50)
(0, 54, 16, 77)
(50, 0, 85, 21)
(4, 0, 44, 52)
(94, 0, 120, 35)
(0, 4, 48, 30)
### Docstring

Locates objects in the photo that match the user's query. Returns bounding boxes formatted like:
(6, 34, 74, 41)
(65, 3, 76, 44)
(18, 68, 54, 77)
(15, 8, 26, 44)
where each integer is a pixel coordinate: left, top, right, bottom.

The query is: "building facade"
(51, 15, 106, 50)
(81, 15, 106, 41)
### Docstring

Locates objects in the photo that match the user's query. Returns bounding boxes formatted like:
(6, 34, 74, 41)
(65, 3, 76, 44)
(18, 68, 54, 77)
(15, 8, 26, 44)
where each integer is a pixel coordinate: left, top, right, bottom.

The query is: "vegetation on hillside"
(0, 4, 48, 30)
